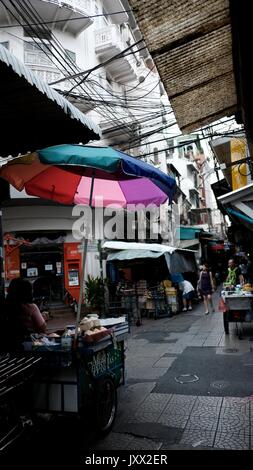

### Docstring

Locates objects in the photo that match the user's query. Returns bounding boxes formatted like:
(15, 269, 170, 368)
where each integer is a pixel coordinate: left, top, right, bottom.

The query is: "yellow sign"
(231, 138, 247, 190)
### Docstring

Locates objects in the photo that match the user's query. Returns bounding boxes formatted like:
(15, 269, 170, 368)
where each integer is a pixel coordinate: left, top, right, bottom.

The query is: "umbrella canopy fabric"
(0, 144, 176, 207)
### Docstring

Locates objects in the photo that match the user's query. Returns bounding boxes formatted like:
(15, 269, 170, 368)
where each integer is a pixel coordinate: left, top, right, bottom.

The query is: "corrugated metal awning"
(0, 44, 101, 157)
(218, 182, 253, 230)
(129, 0, 237, 133)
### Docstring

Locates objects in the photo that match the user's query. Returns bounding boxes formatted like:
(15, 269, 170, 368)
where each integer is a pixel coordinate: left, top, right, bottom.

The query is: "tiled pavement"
(93, 393, 253, 450)
(90, 292, 253, 450)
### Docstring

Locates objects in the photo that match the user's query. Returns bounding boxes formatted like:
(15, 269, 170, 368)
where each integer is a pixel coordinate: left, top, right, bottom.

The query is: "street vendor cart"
(0, 317, 128, 455)
(220, 290, 253, 338)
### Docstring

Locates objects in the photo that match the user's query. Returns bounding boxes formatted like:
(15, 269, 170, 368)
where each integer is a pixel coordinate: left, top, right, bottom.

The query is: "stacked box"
(146, 300, 155, 310)
(136, 279, 148, 296)
(165, 287, 177, 295)
(171, 304, 178, 313)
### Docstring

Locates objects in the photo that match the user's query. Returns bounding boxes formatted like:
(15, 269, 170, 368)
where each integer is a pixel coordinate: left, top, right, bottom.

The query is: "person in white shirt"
(179, 279, 195, 312)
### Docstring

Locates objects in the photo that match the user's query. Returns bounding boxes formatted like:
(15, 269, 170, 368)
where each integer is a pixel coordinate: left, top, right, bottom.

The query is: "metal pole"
(74, 172, 95, 342)
(0, 209, 4, 297)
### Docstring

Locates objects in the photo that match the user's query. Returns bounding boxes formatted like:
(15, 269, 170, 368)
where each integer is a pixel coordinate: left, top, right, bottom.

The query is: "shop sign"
(27, 267, 38, 277)
(78, 241, 98, 253)
(45, 264, 53, 271)
(56, 262, 62, 274)
(5, 248, 20, 280)
(68, 270, 79, 286)
(10, 269, 19, 275)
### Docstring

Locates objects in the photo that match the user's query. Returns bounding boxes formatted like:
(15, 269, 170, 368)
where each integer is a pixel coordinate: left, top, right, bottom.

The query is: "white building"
(0, 0, 223, 302)
(0, 0, 173, 299)
(0, 0, 166, 147)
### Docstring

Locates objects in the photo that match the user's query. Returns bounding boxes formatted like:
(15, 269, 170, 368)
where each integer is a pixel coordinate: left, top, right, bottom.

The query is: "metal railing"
(41, 0, 91, 13)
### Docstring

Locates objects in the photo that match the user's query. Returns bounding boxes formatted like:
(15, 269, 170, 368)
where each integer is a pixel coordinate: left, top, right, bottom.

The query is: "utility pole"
(0, 208, 4, 297)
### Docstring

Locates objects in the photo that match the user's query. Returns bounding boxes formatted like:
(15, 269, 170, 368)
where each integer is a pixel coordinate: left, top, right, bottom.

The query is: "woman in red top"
(5, 278, 46, 349)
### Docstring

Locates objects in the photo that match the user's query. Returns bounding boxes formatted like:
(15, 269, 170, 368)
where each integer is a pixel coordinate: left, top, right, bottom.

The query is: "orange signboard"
(63, 242, 82, 302)
(231, 138, 247, 190)
(4, 246, 20, 280)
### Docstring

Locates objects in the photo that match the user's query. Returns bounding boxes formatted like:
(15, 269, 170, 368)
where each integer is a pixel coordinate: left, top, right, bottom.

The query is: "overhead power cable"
(0, 9, 133, 28)
(133, 128, 245, 159)
(2, 0, 177, 144)
(86, 77, 161, 102)
(49, 40, 144, 86)
(6, 0, 136, 136)
(121, 117, 242, 151)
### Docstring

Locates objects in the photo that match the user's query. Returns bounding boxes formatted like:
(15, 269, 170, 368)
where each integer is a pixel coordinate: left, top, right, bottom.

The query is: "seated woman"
(5, 278, 47, 350)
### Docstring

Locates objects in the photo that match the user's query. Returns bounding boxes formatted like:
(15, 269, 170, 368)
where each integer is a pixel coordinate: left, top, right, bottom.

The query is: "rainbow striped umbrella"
(0, 144, 176, 207)
(0, 144, 176, 334)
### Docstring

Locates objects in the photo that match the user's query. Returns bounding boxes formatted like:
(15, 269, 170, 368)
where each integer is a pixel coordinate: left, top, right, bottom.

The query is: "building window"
(24, 41, 52, 66)
(65, 49, 76, 64)
(166, 139, 174, 155)
(0, 41, 9, 49)
(190, 190, 199, 208)
(184, 145, 194, 159)
(193, 171, 198, 189)
(178, 143, 189, 158)
(178, 142, 194, 159)
(153, 147, 159, 164)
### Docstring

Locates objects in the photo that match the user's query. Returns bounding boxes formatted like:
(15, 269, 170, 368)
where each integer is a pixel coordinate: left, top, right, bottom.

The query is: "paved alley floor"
(89, 293, 253, 451)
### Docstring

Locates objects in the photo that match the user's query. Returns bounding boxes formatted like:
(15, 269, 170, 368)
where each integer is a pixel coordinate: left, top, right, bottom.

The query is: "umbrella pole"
(74, 173, 95, 343)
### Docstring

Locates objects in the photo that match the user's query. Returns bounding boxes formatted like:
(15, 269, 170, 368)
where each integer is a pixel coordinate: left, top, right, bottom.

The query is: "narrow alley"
(90, 292, 253, 451)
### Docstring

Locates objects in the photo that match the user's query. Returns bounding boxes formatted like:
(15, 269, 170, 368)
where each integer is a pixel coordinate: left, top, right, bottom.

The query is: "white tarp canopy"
(103, 241, 197, 273)
(103, 241, 191, 254)
(107, 249, 165, 261)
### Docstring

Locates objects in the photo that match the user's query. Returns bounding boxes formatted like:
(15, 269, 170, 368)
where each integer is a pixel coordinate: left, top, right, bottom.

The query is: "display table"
(220, 291, 253, 337)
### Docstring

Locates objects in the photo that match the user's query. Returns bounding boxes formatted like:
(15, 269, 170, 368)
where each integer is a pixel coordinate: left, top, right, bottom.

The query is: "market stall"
(31, 316, 128, 430)
(220, 285, 253, 338)
(103, 241, 198, 318)
(0, 316, 128, 454)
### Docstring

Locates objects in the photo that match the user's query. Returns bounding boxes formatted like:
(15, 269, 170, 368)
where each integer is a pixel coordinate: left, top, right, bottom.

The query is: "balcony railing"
(38, 0, 93, 34)
(30, 66, 95, 112)
(95, 25, 126, 51)
(95, 25, 138, 83)
(41, 0, 91, 14)
(29, 67, 61, 85)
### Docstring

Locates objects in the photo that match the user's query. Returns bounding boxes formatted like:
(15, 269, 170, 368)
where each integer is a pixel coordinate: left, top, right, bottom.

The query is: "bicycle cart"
(221, 291, 253, 338)
(0, 319, 128, 454)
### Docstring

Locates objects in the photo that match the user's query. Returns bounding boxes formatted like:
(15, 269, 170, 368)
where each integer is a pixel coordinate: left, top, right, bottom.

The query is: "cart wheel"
(223, 313, 229, 334)
(95, 377, 117, 437)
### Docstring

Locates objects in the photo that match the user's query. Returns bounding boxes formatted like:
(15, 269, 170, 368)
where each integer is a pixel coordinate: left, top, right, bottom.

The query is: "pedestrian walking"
(198, 263, 215, 315)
